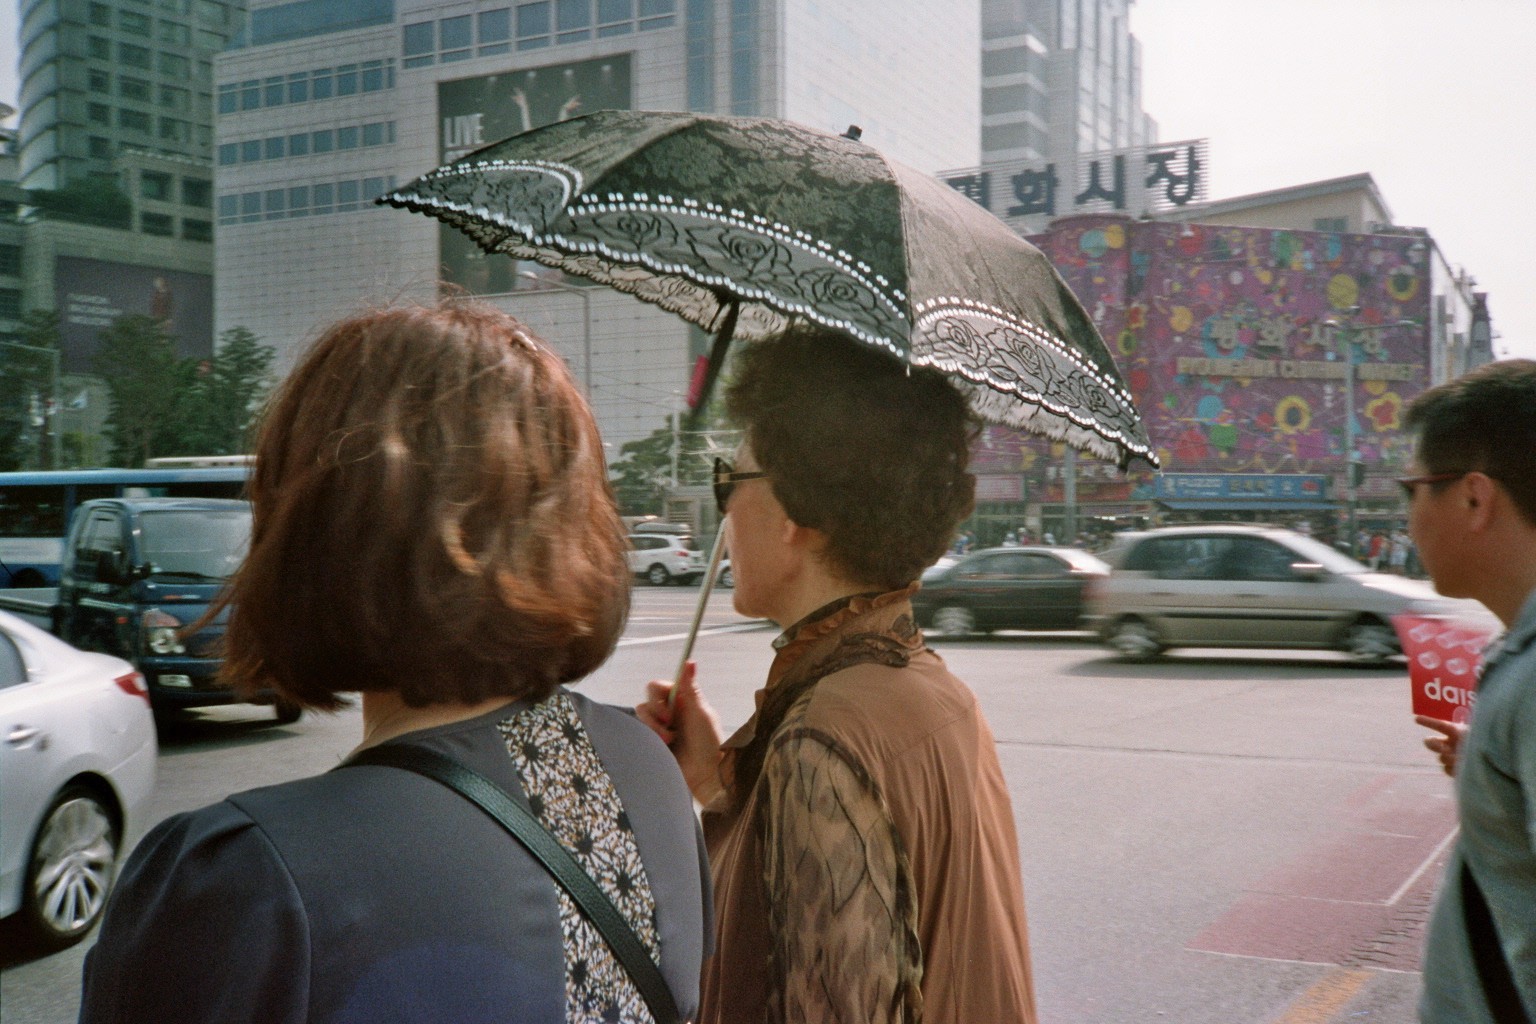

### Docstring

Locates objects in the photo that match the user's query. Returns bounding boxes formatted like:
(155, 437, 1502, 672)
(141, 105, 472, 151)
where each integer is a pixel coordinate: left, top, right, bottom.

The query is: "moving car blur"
(0, 611, 156, 951)
(1085, 524, 1459, 664)
(914, 546, 1110, 636)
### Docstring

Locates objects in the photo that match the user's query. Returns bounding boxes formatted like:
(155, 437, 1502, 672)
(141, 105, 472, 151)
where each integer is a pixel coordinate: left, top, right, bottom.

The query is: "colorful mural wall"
(976, 216, 1432, 506)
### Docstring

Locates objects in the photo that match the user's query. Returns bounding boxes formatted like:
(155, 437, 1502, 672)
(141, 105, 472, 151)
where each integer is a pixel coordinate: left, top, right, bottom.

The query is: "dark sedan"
(913, 546, 1110, 636)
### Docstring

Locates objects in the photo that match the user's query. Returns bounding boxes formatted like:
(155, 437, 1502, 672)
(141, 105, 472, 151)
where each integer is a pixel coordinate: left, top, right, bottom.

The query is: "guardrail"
(0, 588, 58, 615)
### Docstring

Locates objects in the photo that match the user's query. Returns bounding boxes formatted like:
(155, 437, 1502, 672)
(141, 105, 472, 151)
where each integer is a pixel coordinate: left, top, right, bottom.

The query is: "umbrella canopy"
(380, 110, 1158, 467)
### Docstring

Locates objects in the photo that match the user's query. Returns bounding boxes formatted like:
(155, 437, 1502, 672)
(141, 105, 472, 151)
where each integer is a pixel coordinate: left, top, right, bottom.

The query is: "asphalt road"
(2, 583, 1458, 1024)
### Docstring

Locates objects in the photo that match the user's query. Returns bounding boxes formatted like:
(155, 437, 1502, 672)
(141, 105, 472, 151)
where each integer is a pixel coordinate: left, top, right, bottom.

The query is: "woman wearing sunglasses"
(639, 324, 1038, 1024)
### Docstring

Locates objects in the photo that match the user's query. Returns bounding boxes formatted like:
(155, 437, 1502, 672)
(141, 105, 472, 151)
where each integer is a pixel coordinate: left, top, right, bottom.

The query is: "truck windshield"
(137, 509, 251, 580)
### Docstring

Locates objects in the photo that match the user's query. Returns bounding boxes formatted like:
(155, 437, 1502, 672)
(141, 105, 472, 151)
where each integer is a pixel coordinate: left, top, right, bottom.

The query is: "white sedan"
(0, 611, 157, 950)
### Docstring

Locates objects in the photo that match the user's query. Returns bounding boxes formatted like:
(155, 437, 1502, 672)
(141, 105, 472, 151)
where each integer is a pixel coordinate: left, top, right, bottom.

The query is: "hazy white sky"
(1, 1, 1530, 359)
(1130, 0, 1536, 360)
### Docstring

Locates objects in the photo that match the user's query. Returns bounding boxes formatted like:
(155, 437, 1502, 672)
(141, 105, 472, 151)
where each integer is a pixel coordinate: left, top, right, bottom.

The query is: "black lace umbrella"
(380, 109, 1157, 468)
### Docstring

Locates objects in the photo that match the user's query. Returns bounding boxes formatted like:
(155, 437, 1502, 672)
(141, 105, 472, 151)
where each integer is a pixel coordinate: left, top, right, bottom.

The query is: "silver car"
(1085, 524, 1459, 663)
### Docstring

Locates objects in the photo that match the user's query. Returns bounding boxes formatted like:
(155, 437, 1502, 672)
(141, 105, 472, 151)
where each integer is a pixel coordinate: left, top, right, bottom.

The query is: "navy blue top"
(78, 691, 711, 1024)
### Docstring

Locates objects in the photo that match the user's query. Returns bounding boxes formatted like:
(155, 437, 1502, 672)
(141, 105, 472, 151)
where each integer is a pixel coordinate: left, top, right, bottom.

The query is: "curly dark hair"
(724, 324, 976, 589)
(220, 300, 630, 710)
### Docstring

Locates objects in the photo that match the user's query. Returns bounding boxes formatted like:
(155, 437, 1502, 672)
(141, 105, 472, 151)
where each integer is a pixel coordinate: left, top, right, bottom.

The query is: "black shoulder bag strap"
(1462, 859, 1532, 1024)
(340, 744, 681, 1024)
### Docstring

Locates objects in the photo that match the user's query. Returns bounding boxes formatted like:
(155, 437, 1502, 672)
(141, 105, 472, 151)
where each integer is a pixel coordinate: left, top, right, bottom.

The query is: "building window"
(361, 60, 386, 92)
(217, 83, 238, 114)
(312, 69, 334, 100)
(217, 194, 238, 223)
(287, 186, 309, 217)
(239, 138, 260, 162)
(362, 121, 385, 147)
(89, 70, 111, 93)
(440, 14, 472, 59)
(555, 0, 591, 42)
(159, 52, 189, 77)
(1314, 216, 1348, 232)
(217, 142, 237, 165)
(288, 72, 309, 104)
(89, 36, 112, 59)
(517, 2, 552, 47)
(0, 290, 21, 320)
(158, 85, 187, 110)
(89, 136, 114, 159)
(264, 189, 285, 220)
(89, 3, 112, 26)
(264, 76, 285, 106)
(120, 43, 153, 68)
(240, 192, 261, 223)
(120, 76, 152, 101)
(120, 10, 152, 35)
(335, 64, 359, 96)
(312, 129, 334, 153)
(141, 170, 173, 200)
(403, 21, 435, 67)
(159, 20, 191, 46)
(264, 136, 285, 159)
(479, 8, 511, 54)
(183, 178, 212, 206)
(88, 102, 112, 125)
(141, 212, 175, 236)
(288, 132, 310, 156)
(337, 179, 360, 212)
(336, 126, 359, 150)
(0, 245, 22, 277)
(118, 108, 152, 132)
(241, 79, 260, 110)
(158, 117, 185, 141)
(312, 182, 334, 214)
(362, 177, 388, 203)
(183, 218, 212, 241)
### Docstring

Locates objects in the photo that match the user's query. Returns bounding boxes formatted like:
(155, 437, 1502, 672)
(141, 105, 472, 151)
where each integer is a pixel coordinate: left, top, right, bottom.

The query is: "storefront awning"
(1156, 499, 1340, 511)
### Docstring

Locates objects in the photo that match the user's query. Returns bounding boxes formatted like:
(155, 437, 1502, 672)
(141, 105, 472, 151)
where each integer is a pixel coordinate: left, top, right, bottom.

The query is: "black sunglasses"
(713, 457, 768, 515)
(1395, 471, 1468, 500)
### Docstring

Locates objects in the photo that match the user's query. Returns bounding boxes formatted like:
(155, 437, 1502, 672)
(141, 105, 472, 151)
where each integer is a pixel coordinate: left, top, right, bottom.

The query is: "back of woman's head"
(223, 301, 629, 710)
(725, 324, 976, 589)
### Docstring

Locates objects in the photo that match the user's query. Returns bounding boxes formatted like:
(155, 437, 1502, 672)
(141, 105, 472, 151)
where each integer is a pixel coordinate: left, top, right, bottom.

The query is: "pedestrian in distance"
(79, 302, 711, 1024)
(1406, 359, 1536, 1024)
(637, 324, 1039, 1024)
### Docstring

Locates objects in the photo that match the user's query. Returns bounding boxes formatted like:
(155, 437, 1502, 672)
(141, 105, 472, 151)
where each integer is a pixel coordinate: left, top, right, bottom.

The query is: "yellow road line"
(1270, 968, 1373, 1024)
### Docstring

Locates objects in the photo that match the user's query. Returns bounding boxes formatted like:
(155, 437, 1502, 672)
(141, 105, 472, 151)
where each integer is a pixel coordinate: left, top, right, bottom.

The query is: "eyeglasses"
(1395, 471, 1468, 500)
(714, 457, 768, 515)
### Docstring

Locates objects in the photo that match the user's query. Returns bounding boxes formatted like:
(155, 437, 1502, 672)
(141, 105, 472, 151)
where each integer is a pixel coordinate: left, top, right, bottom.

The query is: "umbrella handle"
(684, 298, 740, 433)
(670, 525, 730, 709)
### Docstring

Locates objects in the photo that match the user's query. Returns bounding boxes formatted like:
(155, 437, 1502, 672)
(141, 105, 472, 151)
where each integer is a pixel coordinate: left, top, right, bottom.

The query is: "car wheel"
(931, 605, 976, 637)
(1108, 617, 1164, 661)
(718, 566, 734, 588)
(646, 564, 671, 586)
(1341, 618, 1398, 665)
(23, 785, 119, 950)
(274, 699, 303, 724)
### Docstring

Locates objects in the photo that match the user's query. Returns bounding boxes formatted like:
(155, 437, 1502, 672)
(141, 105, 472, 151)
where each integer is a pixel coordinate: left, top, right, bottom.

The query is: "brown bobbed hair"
(724, 324, 977, 589)
(220, 301, 630, 710)
(1405, 358, 1536, 527)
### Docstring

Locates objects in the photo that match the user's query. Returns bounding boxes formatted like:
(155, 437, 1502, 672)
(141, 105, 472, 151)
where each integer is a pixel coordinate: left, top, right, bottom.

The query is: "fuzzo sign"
(943, 139, 1209, 222)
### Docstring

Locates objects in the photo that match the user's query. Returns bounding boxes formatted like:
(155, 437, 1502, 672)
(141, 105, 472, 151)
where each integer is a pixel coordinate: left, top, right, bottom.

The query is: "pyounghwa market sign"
(942, 139, 1209, 224)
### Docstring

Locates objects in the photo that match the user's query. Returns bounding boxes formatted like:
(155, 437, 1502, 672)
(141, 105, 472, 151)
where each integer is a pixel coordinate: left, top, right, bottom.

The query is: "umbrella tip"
(841, 125, 863, 141)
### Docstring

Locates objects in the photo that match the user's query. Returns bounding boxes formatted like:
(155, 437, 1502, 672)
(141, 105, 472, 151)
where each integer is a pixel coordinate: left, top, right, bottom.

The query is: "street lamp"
(1323, 310, 1416, 555)
(1, 340, 61, 469)
(516, 270, 593, 396)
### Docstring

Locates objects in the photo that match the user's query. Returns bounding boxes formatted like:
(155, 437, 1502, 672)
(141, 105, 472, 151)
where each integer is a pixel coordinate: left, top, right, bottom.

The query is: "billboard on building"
(54, 257, 214, 373)
(436, 54, 633, 292)
(1028, 218, 1433, 481)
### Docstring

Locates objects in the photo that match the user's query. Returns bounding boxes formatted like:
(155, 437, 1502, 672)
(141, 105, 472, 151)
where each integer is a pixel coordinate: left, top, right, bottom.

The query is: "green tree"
(0, 311, 62, 470)
(94, 314, 194, 466)
(607, 420, 722, 517)
(180, 326, 276, 454)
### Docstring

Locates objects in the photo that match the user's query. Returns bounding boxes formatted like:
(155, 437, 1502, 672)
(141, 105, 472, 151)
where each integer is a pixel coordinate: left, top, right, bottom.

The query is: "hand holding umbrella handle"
(670, 525, 730, 709)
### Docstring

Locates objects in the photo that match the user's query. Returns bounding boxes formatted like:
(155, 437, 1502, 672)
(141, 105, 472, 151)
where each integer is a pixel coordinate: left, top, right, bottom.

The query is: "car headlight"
(143, 608, 186, 655)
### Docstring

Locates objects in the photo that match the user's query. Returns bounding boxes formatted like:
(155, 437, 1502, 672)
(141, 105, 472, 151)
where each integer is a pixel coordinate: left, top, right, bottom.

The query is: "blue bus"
(0, 466, 250, 586)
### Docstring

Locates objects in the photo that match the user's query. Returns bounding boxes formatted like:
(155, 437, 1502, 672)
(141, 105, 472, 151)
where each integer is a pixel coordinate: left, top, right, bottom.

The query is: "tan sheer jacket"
(699, 589, 1038, 1024)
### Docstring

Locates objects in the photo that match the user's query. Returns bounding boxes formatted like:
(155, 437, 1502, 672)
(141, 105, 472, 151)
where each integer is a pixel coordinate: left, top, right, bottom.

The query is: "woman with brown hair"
(80, 302, 710, 1024)
(639, 324, 1038, 1023)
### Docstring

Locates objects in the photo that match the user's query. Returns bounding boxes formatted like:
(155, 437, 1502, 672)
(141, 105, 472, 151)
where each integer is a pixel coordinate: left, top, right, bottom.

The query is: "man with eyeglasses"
(1406, 359, 1536, 1024)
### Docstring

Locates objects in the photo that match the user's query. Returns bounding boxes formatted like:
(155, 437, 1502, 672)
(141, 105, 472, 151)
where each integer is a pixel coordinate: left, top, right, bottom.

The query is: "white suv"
(627, 533, 705, 586)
